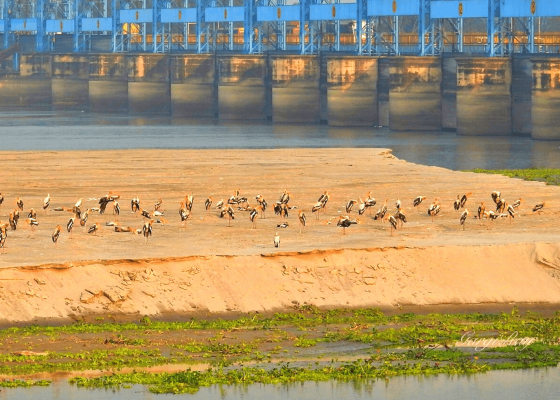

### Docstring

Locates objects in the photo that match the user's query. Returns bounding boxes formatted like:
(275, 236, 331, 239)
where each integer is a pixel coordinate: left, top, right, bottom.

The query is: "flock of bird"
(0, 188, 548, 253)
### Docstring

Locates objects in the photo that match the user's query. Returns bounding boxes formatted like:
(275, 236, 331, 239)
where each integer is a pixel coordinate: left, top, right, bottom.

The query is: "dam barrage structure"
(2, 52, 560, 140)
(1, 0, 560, 56)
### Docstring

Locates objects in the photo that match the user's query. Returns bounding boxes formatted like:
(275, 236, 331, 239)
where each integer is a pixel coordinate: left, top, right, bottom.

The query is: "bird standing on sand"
(345, 199, 357, 214)
(25, 218, 38, 232)
(506, 203, 515, 223)
(52, 225, 61, 246)
(28, 208, 36, 219)
(131, 197, 140, 213)
(220, 205, 235, 227)
(337, 215, 361, 235)
(460, 193, 471, 208)
(311, 202, 323, 219)
(67, 214, 76, 239)
(460, 209, 468, 230)
(387, 215, 398, 236)
(255, 195, 267, 218)
(179, 202, 190, 227)
(142, 220, 153, 244)
(0, 193, 4, 209)
(43, 194, 50, 211)
(0, 225, 7, 253)
(395, 199, 401, 210)
(80, 209, 90, 228)
(374, 199, 388, 222)
(532, 202, 545, 214)
(512, 198, 522, 209)
(249, 206, 263, 229)
(477, 202, 485, 222)
(413, 196, 426, 207)
(318, 191, 330, 212)
(279, 190, 290, 205)
(8, 212, 16, 231)
(298, 210, 306, 233)
(185, 195, 194, 212)
(491, 191, 501, 204)
(215, 199, 224, 210)
(274, 232, 280, 248)
(428, 199, 441, 222)
(205, 197, 213, 211)
(113, 201, 120, 219)
(154, 198, 163, 211)
(394, 209, 407, 227)
(453, 195, 461, 212)
(75, 198, 82, 209)
(15, 197, 23, 211)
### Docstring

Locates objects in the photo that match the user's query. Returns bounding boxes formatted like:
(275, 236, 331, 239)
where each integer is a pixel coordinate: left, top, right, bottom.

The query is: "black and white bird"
(255, 195, 267, 218)
(131, 197, 140, 213)
(387, 215, 398, 236)
(113, 201, 120, 218)
(413, 196, 427, 207)
(477, 202, 485, 221)
(142, 220, 153, 243)
(277, 222, 289, 229)
(506, 203, 515, 222)
(395, 199, 401, 210)
(28, 208, 36, 219)
(205, 197, 213, 211)
(460, 209, 469, 230)
(345, 199, 357, 214)
(311, 202, 323, 219)
(394, 209, 407, 227)
(67, 214, 76, 238)
(80, 209, 90, 227)
(279, 190, 290, 205)
(460, 193, 471, 208)
(215, 199, 224, 209)
(453, 195, 461, 212)
(374, 199, 388, 221)
(250, 206, 263, 229)
(15, 197, 23, 211)
(512, 198, 522, 209)
(532, 202, 545, 214)
(179, 202, 190, 226)
(491, 191, 501, 204)
(337, 215, 361, 234)
(88, 222, 99, 235)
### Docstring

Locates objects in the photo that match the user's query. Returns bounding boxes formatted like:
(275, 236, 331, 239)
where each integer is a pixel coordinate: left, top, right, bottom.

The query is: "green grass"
(467, 168, 560, 186)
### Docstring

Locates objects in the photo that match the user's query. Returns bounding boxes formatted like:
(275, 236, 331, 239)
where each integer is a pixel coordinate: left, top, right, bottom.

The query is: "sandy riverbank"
(0, 148, 559, 324)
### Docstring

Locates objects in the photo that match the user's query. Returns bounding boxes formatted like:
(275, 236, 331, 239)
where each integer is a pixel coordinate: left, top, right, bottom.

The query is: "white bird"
(274, 232, 280, 248)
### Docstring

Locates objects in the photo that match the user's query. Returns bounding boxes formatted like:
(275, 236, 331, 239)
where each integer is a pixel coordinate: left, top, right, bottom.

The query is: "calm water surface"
(3, 366, 559, 400)
(0, 112, 559, 171)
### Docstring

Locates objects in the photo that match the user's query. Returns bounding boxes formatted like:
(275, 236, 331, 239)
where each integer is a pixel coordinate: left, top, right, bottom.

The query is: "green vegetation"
(0, 379, 51, 388)
(0, 306, 559, 393)
(467, 168, 560, 186)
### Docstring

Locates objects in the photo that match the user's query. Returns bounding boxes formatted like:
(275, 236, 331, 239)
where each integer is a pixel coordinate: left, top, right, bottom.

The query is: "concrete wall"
(325, 56, 378, 127)
(89, 54, 128, 113)
(18, 54, 52, 110)
(389, 57, 442, 131)
(52, 55, 89, 111)
(128, 55, 170, 115)
(217, 55, 267, 120)
(270, 55, 320, 124)
(512, 56, 532, 136)
(378, 58, 390, 127)
(531, 58, 560, 140)
(171, 55, 215, 118)
(442, 55, 457, 130)
(456, 58, 512, 136)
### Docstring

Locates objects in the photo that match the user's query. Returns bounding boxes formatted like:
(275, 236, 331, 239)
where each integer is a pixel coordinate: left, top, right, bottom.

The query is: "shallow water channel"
(2, 365, 559, 400)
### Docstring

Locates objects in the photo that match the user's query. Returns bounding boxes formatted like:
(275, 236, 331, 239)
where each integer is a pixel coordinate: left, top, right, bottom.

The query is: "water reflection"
(3, 366, 560, 400)
(0, 112, 558, 171)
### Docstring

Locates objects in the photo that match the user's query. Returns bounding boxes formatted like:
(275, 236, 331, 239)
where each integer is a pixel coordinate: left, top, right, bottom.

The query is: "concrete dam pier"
(1, 53, 560, 140)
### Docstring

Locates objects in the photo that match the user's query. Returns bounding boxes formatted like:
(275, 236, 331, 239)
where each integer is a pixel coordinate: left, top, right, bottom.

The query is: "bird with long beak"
(75, 198, 82, 209)
(15, 197, 23, 211)
(215, 199, 224, 210)
(387, 215, 398, 236)
(8, 212, 16, 231)
(205, 197, 213, 212)
(279, 190, 290, 205)
(52, 225, 61, 247)
(113, 201, 120, 220)
(298, 210, 306, 233)
(312, 202, 323, 219)
(374, 199, 388, 222)
(318, 191, 330, 213)
(345, 199, 357, 214)
(80, 209, 90, 229)
(255, 195, 267, 218)
(28, 208, 36, 219)
(185, 195, 194, 212)
(43, 194, 50, 211)
(512, 198, 522, 209)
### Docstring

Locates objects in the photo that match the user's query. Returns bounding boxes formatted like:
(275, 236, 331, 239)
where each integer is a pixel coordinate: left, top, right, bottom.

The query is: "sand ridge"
(0, 148, 558, 323)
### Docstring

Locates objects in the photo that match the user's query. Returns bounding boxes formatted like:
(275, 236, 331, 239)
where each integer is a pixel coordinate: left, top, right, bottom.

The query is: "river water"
(0, 112, 559, 171)
(3, 366, 559, 400)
